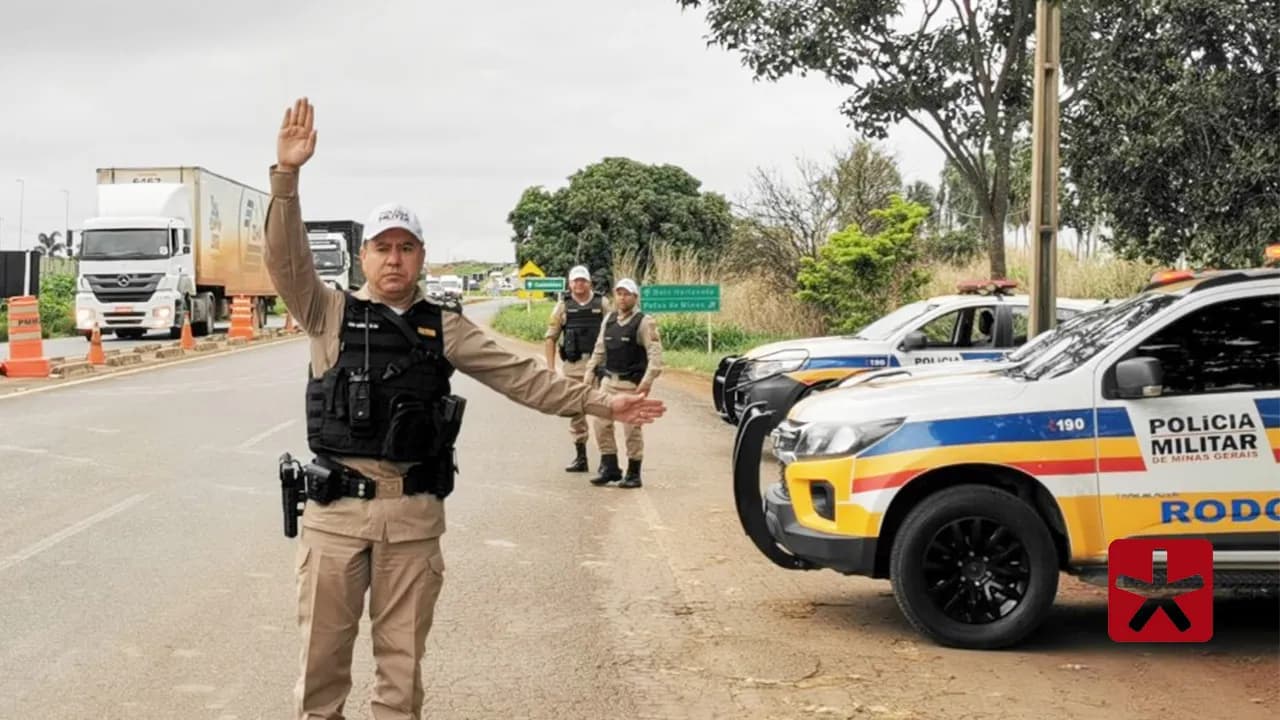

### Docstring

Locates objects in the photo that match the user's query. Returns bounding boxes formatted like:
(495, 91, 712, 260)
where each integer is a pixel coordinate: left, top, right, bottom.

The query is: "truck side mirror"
(901, 330, 928, 351)
(1115, 357, 1164, 399)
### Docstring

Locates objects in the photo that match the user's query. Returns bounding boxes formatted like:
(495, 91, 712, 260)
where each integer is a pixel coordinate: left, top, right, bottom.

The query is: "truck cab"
(76, 183, 209, 339)
(307, 234, 350, 290)
(304, 220, 364, 292)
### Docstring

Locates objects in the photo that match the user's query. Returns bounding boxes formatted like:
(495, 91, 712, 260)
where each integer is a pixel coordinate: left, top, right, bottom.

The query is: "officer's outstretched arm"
(264, 98, 339, 335)
(443, 312, 663, 423)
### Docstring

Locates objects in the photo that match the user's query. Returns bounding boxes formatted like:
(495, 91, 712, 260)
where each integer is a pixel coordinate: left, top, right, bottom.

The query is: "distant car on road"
(439, 275, 464, 301)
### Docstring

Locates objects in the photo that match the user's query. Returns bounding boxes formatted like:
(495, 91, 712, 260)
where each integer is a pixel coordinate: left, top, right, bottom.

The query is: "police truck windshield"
(1016, 294, 1179, 380)
(846, 301, 937, 340)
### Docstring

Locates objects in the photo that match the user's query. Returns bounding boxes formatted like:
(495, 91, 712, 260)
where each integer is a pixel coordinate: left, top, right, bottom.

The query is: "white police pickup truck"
(731, 262, 1280, 649)
(713, 281, 1101, 426)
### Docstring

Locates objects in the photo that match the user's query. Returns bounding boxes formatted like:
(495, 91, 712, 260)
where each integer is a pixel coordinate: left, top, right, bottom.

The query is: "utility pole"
(1028, 0, 1061, 336)
(62, 189, 71, 256)
(17, 178, 29, 296)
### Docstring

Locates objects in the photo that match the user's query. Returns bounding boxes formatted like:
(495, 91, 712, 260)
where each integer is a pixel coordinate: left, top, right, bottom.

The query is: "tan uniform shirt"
(583, 308, 664, 388)
(264, 166, 614, 543)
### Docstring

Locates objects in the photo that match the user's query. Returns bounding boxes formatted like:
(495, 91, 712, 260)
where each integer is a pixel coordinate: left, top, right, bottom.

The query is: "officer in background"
(583, 278, 664, 488)
(265, 98, 666, 720)
(544, 264, 609, 473)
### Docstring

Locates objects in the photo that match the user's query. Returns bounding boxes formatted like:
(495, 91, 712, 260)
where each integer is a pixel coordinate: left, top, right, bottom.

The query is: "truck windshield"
(845, 301, 936, 341)
(1016, 293, 1179, 381)
(79, 229, 170, 260)
(313, 250, 343, 270)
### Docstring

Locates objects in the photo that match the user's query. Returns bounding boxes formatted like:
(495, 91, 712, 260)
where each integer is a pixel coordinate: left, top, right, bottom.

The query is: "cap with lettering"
(363, 202, 424, 244)
(569, 265, 591, 282)
(614, 278, 639, 296)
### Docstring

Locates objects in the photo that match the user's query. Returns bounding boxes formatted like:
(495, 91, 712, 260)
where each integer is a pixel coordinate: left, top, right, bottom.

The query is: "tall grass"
(925, 247, 1161, 300)
(613, 244, 826, 339)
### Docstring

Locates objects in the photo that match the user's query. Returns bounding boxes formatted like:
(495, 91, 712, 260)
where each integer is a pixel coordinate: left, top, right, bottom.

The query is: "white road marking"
(0, 493, 149, 573)
(236, 419, 296, 451)
(0, 444, 95, 465)
(485, 539, 518, 549)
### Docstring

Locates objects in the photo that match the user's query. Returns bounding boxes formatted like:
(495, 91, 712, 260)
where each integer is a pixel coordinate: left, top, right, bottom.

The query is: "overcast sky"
(0, 0, 943, 263)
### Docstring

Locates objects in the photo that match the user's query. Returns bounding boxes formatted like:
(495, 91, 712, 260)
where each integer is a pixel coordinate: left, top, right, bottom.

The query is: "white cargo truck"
(75, 166, 276, 339)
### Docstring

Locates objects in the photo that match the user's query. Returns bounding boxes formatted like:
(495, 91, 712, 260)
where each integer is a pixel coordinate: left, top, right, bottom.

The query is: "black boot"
(589, 454, 622, 486)
(564, 442, 588, 472)
(618, 459, 642, 488)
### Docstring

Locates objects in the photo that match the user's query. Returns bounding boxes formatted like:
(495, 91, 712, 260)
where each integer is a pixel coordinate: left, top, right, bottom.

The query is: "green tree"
(727, 139, 906, 292)
(507, 157, 732, 288)
(35, 231, 67, 256)
(1062, 0, 1280, 267)
(796, 196, 931, 333)
(678, 0, 1039, 279)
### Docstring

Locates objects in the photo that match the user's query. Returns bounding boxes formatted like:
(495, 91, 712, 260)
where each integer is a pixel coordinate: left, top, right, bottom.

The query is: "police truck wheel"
(889, 485, 1058, 649)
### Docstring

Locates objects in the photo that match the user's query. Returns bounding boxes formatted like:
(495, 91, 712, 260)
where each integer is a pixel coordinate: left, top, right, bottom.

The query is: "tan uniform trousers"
(294, 526, 446, 720)
(562, 358, 590, 444)
(592, 376, 644, 460)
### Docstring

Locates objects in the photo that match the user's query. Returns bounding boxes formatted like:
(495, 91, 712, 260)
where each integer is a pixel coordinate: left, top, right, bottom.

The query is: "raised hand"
(277, 97, 317, 172)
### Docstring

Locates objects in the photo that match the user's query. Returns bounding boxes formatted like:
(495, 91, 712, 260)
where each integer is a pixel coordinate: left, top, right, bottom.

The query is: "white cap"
(568, 265, 591, 282)
(363, 202, 424, 244)
(614, 278, 639, 296)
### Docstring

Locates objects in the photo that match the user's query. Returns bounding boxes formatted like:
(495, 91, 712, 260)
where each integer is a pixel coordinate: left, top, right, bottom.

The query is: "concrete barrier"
(156, 348, 184, 359)
(195, 341, 219, 352)
(52, 361, 95, 378)
(106, 354, 143, 368)
(228, 337, 248, 347)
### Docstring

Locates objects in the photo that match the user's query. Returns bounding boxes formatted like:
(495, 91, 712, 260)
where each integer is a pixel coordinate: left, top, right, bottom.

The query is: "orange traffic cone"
(227, 295, 255, 340)
(180, 313, 195, 350)
(87, 324, 106, 365)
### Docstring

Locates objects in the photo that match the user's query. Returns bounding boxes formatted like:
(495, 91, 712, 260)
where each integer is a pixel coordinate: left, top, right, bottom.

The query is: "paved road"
(0, 300, 1274, 719)
(1, 316, 287, 362)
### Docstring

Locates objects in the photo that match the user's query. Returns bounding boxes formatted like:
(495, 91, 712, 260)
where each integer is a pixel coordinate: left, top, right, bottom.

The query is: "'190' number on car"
(1052, 417, 1087, 432)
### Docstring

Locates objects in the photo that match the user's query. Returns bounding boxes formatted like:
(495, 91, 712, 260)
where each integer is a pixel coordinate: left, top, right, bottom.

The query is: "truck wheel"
(192, 294, 214, 336)
(889, 484, 1058, 649)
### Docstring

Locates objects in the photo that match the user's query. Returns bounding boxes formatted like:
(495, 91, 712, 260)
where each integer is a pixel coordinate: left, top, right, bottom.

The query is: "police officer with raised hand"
(584, 278, 664, 489)
(266, 97, 666, 720)
(544, 264, 609, 473)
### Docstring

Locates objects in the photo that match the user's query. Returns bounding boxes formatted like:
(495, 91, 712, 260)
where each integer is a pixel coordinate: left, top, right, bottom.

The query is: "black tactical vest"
(603, 311, 648, 383)
(306, 294, 458, 463)
(559, 293, 604, 362)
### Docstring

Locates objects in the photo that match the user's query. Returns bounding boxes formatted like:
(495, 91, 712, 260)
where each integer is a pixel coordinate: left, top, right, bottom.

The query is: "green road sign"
(640, 284, 720, 313)
(523, 277, 566, 292)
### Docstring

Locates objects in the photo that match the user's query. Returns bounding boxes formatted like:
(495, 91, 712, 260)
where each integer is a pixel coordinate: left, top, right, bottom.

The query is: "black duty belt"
(311, 456, 438, 500)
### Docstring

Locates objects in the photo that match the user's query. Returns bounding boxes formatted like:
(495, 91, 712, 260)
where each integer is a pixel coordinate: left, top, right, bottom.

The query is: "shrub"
(796, 196, 931, 334)
(38, 273, 78, 339)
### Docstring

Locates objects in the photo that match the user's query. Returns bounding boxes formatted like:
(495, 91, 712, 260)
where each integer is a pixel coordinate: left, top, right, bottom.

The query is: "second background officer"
(584, 278, 663, 488)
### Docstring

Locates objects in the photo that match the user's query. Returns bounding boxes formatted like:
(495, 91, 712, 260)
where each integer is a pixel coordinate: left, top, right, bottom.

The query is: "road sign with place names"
(524, 277, 566, 292)
(640, 284, 720, 313)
